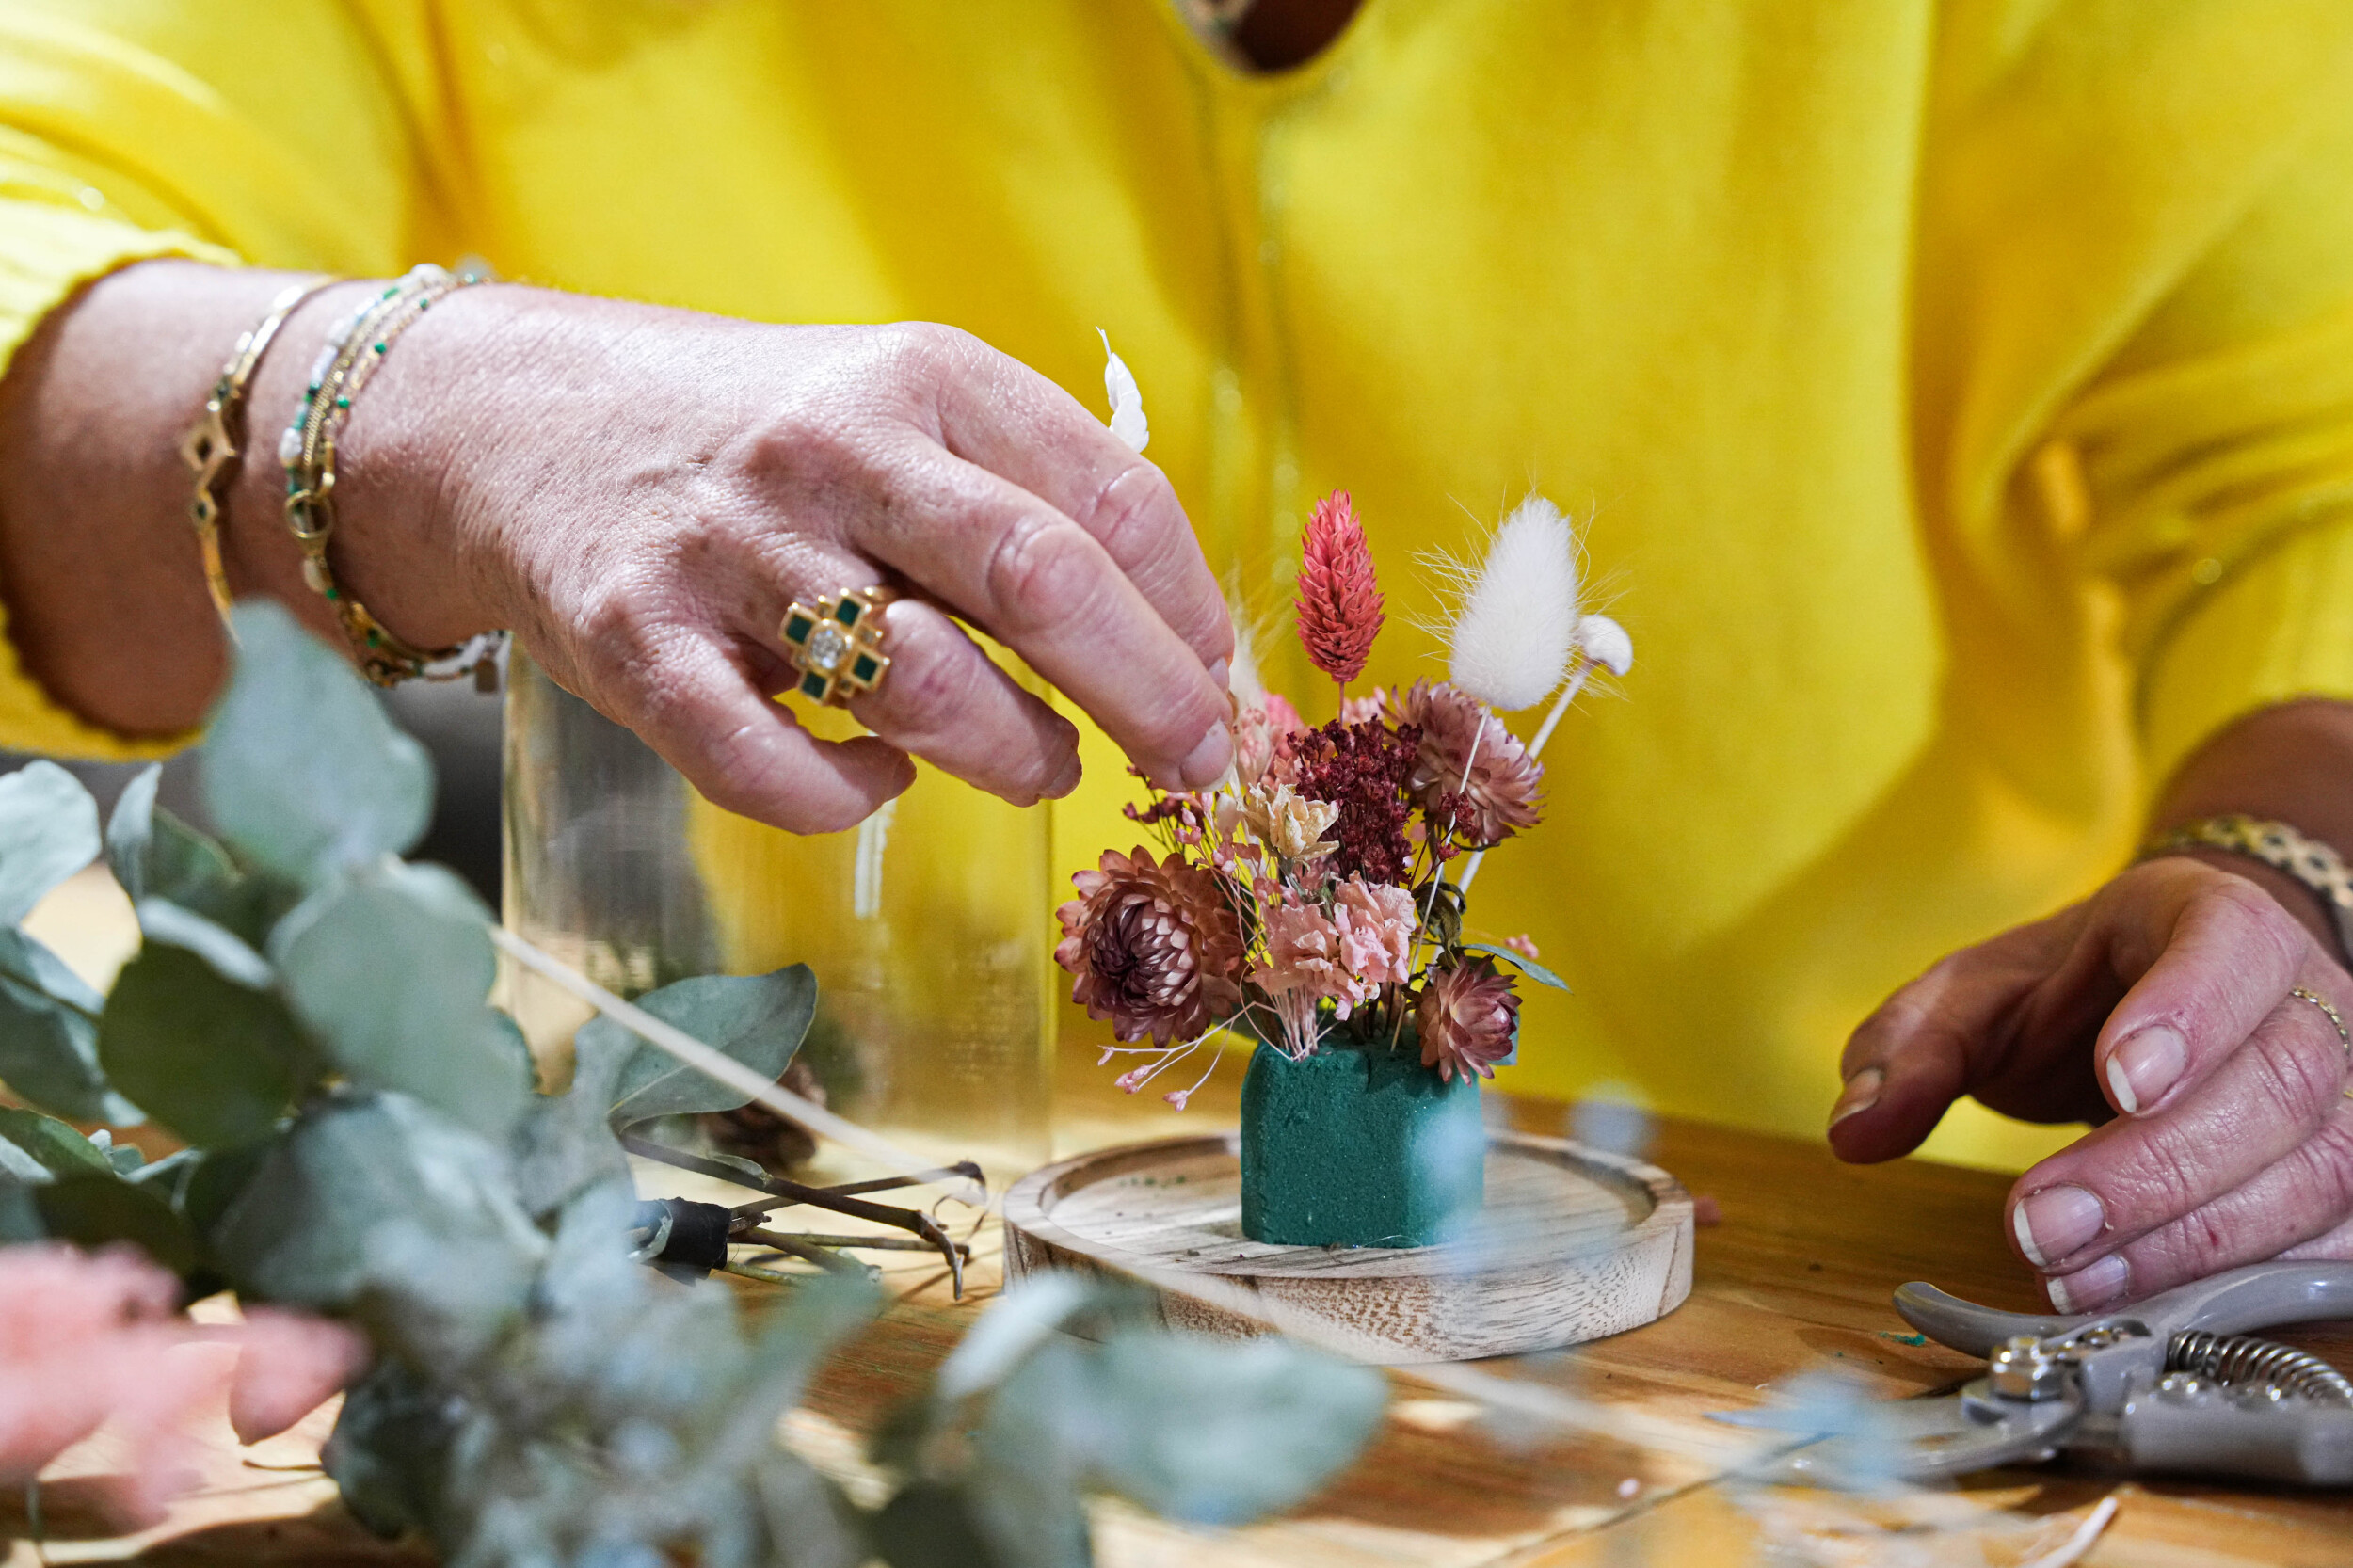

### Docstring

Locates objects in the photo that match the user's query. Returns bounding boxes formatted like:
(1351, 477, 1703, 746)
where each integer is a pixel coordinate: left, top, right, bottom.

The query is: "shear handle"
(1897, 1261, 2353, 1356)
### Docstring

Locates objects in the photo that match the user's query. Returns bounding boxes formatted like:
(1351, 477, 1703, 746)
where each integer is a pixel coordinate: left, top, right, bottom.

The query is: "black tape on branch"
(632, 1197, 733, 1276)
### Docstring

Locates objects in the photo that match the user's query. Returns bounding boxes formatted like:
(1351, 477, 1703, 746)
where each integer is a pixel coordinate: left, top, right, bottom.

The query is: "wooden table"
(15, 936, 2353, 1563)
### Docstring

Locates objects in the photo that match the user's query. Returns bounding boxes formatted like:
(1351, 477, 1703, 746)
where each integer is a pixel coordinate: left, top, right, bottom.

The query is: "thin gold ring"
(2289, 986, 2353, 1099)
(778, 584, 895, 708)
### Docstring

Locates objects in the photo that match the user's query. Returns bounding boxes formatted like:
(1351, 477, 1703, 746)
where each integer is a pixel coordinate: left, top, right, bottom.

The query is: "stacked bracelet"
(277, 264, 508, 690)
(2140, 814, 2353, 969)
(180, 277, 340, 631)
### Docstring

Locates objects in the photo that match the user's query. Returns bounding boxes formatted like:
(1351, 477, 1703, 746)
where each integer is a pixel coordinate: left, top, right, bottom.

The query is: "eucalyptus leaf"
(322, 1359, 466, 1542)
(1080, 1330, 1386, 1525)
(105, 764, 236, 906)
(1457, 942, 1570, 991)
(595, 967, 817, 1128)
(868, 1481, 1008, 1568)
(934, 1272, 1095, 1403)
(0, 1133, 45, 1183)
(35, 1170, 197, 1274)
(137, 897, 275, 987)
(509, 1023, 636, 1219)
(200, 600, 433, 884)
(209, 1090, 544, 1327)
(0, 927, 139, 1123)
(0, 1177, 40, 1241)
(182, 1140, 275, 1251)
(271, 869, 529, 1137)
(0, 1105, 115, 1178)
(98, 940, 303, 1148)
(0, 760, 100, 925)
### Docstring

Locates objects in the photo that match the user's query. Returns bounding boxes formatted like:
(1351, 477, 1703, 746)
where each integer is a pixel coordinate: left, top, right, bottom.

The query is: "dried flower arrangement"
(1056, 485, 1633, 1118)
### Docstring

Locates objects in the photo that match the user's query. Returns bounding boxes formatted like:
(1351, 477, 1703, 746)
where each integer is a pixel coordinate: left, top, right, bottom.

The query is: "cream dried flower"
(1241, 781, 1340, 863)
(1098, 328, 1148, 453)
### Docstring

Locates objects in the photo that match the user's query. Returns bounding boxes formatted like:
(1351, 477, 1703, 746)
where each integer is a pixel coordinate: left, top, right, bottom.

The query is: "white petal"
(1575, 614, 1634, 676)
(1098, 328, 1149, 453)
(1449, 494, 1579, 711)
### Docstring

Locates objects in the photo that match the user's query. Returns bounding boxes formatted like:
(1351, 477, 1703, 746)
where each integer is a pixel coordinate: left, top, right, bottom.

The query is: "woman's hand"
(317, 284, 1234, 833)
(1830, 702, 2353, 1313)
(0, 263, 1233, 834)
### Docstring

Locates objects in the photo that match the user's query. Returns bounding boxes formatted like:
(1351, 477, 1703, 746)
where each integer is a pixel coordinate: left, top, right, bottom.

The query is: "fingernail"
(1209, 658, 1231, 692)
(1177, 722, 1232, 789)
(2013, 1184, 2105, 1268)
(1829, 1068, 1882, 1128)
(1046, 755, 1082, 799)
(2106, 1026, 2186, 1115)
(2046, 1254, 2128, 1314)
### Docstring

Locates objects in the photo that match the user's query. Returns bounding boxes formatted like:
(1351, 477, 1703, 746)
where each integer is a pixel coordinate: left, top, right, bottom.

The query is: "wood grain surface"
(1002, 1129, 1692, 1362)
(19, 971, 2353, 1564)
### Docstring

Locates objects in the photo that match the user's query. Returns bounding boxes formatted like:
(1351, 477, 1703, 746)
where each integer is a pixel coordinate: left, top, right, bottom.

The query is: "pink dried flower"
(1251, 896, 1368, 1016)
(1504, 933, 1541, 962)
(1233, 694, 1306, 787)
(1057, 846, 1244, 1045)
(1332, 876, 1418, 990)
(1162, 1089, 1193, 1110)
(1295, 490, 1385, 688)
(1417, 957, 1520, 1082)
(1394, 679, 1543, 850)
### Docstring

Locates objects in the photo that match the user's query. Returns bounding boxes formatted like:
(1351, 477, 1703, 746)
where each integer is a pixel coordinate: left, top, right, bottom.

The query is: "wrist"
(226, 277, 520, 650)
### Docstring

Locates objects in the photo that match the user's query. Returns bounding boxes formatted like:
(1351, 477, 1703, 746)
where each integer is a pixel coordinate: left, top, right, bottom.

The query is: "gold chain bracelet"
(278, 264, 507, 690)
(179, 276, 340, 631)
(2141, 814, 2353, 969)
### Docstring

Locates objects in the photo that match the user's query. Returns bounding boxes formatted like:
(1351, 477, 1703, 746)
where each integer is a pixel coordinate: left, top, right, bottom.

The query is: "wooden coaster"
(1003, 1129, 1693, 1364)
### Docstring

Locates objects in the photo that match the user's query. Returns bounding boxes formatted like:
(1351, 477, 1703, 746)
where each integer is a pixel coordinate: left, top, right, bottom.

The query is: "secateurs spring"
(1767, 1261, 2353, 1487)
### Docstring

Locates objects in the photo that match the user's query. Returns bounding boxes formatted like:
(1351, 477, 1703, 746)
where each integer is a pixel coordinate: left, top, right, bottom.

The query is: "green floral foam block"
(1239, 1040, 1484, 1248)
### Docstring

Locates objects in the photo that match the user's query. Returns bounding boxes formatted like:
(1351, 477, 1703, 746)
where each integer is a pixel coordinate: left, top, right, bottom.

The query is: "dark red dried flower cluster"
(1287, 718, 1422, 883)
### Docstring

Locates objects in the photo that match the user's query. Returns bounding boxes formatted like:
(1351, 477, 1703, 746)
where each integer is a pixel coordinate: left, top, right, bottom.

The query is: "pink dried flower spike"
(1295, 490, 1385, 690)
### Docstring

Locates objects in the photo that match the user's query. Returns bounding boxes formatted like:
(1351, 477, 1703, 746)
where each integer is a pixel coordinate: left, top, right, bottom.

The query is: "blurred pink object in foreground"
(0, 1242, 365, 1524)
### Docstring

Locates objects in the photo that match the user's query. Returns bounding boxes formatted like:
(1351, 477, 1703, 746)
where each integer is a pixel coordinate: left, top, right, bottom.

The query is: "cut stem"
(1458, 657, 1590, 898)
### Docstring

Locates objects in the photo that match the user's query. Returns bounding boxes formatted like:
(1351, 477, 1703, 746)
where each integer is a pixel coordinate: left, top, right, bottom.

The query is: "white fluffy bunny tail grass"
(1228, 608, 1268, 709)
(1098, 328, 1149, 453)
(1448, 492, 1579, 712)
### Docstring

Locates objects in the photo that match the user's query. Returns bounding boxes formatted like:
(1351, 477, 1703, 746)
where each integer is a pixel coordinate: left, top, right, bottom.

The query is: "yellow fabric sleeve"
(2043, 71, 2353, 791)
(2142, 516, 2353, 790)
(0, 0, 429, 757)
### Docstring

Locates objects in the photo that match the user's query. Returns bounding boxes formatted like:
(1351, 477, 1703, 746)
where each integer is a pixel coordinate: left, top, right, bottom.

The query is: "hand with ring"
(1831, 701, 2353, 1313)
(227, 283, 1239, 833)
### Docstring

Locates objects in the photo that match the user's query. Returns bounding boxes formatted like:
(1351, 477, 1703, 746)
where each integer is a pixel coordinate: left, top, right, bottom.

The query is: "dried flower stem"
(1456, 655, 1589, 898)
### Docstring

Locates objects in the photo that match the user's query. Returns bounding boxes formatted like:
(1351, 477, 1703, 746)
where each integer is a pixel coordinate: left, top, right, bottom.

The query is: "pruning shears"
(1768, 1261, 2353, 1486)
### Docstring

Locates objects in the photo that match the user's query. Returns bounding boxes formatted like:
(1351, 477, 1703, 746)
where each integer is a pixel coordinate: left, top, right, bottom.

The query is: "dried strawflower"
(1434, 493, 1580, 712)
(1295, 490, 1385, 689)
(1332, 876, 1418, 991)
(1056, 846, 1243, 1044)
(1288, 717, 1422, 883)
(1393, 679, 1543, 849)
(1416, 957, 1520, 1082)
(1240, 781, 1340, 864)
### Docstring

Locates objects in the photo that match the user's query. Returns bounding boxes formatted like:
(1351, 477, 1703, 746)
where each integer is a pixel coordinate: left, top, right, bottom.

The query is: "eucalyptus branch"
(495, 925, 985, 1208)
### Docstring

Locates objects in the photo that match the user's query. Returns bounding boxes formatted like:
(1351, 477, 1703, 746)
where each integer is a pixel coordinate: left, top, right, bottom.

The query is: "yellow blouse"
(5, 0, 2351, 1169)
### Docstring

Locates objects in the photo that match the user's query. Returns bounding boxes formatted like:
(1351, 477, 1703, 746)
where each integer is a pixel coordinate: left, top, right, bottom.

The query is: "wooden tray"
(1003, 1129, 1693, 1364)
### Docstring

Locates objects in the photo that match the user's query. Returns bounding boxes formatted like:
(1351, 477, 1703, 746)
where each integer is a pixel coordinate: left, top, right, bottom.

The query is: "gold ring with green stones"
(779, 584, 895, 707)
